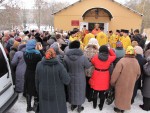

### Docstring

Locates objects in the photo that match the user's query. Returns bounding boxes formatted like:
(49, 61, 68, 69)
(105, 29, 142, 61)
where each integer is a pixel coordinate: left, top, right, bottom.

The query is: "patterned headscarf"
(45, 48, 56, 60)
(116, 41, 123, 48)
(126, 46, 135, 55)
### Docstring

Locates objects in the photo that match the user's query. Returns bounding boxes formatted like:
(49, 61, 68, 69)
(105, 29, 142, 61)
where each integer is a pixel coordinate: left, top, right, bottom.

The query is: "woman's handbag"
(106, 87, 115, 105)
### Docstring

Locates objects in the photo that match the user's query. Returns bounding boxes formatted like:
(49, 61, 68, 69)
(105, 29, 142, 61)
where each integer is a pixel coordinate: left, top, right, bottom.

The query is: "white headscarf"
(85, 38, 100, 49)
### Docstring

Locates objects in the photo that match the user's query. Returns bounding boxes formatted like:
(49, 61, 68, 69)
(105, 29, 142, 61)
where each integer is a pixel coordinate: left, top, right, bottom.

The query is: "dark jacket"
(11, 44, 26, 92)
(9, 47, 17, 61)
(133, 34, 142, 44)
(24, 51, 42, 96)
(143, 60, 150, 98)
(35, 58, 70, 113)
(64, 49, 91, 105)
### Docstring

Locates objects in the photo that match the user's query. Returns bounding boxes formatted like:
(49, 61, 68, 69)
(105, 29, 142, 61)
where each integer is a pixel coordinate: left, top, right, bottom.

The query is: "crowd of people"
(0, 23, 150, 113)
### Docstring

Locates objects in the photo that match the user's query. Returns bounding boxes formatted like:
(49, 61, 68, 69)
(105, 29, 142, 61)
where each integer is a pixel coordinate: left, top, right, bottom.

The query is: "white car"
(0, 43, 18, 113)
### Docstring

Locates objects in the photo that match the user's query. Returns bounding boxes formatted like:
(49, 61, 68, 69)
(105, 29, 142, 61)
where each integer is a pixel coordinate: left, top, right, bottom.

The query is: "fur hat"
(69, 40, 80, 49)
(134, 46, 143, 55)
(99, 45, 109, 54)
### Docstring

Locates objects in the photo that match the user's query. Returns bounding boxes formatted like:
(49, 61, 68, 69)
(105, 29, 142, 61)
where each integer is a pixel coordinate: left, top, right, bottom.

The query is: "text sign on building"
(71, 20, 79, 26)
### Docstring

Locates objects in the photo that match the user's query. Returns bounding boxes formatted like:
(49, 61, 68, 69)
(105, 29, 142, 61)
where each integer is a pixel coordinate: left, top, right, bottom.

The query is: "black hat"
(31, 30, 35, 33)
(120, 29, 125, 32)
(109, 30, 113, 33)
(69, 40, 80, 49)
(124, 30, 129, 34)
(99, 45, 109, 54)
(83, 25, 86, 27)
(73, 28, 79, 33)
(100, 26, 104, 30)
(70, 31, 75, 35)
(116, 30, 120, 33)
(24, 31, 29, 35)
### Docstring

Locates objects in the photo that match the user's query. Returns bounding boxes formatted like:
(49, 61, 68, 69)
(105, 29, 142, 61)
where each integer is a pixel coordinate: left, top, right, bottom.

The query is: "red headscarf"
(45, 48, 56, 59)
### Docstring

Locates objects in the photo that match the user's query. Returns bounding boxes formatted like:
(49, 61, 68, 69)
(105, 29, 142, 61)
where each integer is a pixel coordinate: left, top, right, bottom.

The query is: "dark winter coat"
(64, 49, 91, 105)
(35, 58, 70, 113)
(9, 47, 17, 61)
(145, 49, 150, 59)
(11, 44, 26, 92)
(89, 49, 116, 91)
(143, 60, 150, 98)
(132, 34, 142, 44)
(136, 54, 147, 72)
(24, 51, 42, 96)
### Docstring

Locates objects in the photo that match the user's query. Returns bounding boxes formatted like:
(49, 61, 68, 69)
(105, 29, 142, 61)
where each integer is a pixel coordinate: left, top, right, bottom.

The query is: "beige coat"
(111, 56, 141, 110)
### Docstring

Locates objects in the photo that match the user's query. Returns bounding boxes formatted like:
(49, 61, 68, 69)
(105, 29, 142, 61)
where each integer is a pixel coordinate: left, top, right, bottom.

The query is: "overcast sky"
(21, 0, 129, 9)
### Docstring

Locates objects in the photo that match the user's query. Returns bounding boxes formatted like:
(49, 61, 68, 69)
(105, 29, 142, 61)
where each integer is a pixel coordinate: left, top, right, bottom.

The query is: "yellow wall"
(54, 0, 142, 32)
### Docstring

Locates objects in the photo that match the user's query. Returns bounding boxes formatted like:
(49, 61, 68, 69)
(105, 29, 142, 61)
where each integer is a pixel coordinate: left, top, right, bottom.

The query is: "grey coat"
(35, 58, 70, 113)
(143, 60, 150, 98)
(11, 44, 26, 92)
(64, 49, 91, 105)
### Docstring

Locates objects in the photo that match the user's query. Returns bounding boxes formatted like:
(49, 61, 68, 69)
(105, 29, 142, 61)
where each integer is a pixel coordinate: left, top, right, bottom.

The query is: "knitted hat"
(134, 46, 143, 55)
(116, 41, 123, 48)
(126, 46, 135, 55)
(45, 48, 56, 60)
(8, 38, 15, 46)
(69, 40, 80, 49)
(99, 45, 109, 54)
(87, 38, 100, 49)
(13, 41, 20, 49)
(50, 42, 59, 54)
(15, 37, 21, 42)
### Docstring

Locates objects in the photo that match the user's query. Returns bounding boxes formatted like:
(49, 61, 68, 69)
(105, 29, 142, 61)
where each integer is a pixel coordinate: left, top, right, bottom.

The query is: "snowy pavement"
(8, 91, 148, 113)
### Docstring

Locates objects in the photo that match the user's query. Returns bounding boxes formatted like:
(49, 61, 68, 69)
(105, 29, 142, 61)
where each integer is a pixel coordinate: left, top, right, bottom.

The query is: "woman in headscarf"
(84, 38, 99, 102)
(50, 42, 64, 64)
(89, 45, 116, 110)
(6, 38, 14, 53)
(35, 48, 70, 113)
(24, 39, 43, 112)
(9, 40, 20, 61)
(11, 43, 26, 93)
(111, 46, 141, 113)
(113, 41, 125, 67)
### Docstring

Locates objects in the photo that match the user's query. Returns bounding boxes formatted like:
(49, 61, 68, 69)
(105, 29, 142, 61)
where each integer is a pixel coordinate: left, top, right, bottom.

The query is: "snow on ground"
(8, 91, 148, 113)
